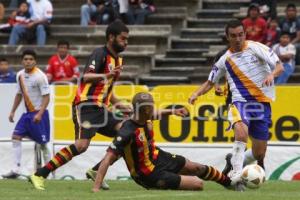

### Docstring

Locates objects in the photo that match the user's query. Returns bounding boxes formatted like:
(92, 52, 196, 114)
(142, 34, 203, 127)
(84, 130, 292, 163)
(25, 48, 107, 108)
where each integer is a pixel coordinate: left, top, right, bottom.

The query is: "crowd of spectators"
(242, 1, 300, 83)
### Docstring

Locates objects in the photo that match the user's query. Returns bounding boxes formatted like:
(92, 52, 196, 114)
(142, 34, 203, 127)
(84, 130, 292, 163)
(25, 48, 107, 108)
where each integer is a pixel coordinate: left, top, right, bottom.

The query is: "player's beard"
(112, 40, 125, 53)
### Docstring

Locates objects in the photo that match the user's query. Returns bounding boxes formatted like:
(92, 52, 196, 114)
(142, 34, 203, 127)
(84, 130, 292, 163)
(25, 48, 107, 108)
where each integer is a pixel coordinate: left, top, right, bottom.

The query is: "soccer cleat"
(235, 181, 246, 192)
(2, 171, 20, 179)
(86, 169, 110, 190)
(222, 153, 233, 176)
(29, 174, 45, 190)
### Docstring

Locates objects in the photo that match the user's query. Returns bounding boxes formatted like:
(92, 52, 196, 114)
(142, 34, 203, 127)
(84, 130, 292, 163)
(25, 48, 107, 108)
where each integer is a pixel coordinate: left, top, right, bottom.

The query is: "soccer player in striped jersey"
(189, 20, 284, 191)
(2, 49, 51, 179)
(30, 20, 132, 190)
(92, 92, 236, 192)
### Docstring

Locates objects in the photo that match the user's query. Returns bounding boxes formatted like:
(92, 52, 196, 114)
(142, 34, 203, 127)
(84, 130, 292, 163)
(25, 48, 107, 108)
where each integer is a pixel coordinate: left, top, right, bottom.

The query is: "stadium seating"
(1, 0, 300, 85)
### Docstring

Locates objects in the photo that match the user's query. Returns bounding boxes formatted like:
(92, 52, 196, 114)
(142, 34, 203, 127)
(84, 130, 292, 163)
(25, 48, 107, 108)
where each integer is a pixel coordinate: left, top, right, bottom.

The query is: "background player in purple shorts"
(2, 49, 51, 179)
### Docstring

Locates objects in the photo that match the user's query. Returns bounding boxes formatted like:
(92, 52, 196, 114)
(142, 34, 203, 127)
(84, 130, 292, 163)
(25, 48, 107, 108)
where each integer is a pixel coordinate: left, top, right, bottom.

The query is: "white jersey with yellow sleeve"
(208, 40, 280, 103)
(16, 67, 50, 112)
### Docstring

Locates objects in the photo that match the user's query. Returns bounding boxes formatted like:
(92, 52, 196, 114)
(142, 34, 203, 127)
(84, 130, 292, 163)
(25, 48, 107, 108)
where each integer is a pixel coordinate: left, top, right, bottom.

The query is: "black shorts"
(134, 150, 186, 190)
(72, 103, 122, 139)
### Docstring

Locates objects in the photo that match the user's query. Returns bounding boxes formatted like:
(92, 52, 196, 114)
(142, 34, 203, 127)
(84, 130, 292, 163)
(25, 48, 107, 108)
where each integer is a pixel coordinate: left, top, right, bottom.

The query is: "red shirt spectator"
(242, 3, 267, 43)
(46, 40, 80, 84)
(265, 19, 279, 47)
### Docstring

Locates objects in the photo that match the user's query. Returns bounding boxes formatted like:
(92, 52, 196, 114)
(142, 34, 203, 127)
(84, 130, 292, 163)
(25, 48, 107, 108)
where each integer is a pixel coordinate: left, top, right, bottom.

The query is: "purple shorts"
(228, 102, 271, 140)
(13, 110, 50, 144)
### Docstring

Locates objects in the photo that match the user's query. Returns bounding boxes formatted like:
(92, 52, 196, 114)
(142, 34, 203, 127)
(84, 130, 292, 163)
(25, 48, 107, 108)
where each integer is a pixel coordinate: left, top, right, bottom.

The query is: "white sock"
(41, 143, 51, 164)
(243, 149, 256, 166)
(12, 140, 22, 173)
(231, 141, 246, 174)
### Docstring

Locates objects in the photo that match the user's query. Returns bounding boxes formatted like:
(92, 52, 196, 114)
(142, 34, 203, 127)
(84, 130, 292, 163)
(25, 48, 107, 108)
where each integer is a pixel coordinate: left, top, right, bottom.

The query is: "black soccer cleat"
(222, 153, 233, 176)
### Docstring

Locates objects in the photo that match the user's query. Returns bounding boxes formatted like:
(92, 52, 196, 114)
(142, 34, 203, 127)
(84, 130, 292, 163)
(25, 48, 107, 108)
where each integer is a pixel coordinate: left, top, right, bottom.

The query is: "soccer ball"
(241, 164, 266, 189)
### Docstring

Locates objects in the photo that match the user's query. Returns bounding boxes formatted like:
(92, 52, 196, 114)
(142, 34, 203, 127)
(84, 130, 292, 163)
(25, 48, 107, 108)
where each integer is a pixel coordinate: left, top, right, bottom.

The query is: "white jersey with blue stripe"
(208, 40, 280, 103)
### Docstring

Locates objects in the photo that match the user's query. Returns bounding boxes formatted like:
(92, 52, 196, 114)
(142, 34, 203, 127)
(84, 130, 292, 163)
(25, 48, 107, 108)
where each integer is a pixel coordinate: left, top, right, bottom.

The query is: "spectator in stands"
(280, 4, 300, 44)
(8, 0, 53, 46)
(251, 0, 277, 22)
(0, 2, 31, 33)
(118, 0, 129, 23)
(81, 0, 118, 26)
(280, 4, 300, 65)
(242, 3, 267, 43)
(46, 40, 80, 84)
(91, 0, 119, 25)
(0, 3, 4, 23)
(273, 32, 296, 84)
(265, 19, 280, 47)
(0, 58, 16, 83)
(126, 0, 155, 25)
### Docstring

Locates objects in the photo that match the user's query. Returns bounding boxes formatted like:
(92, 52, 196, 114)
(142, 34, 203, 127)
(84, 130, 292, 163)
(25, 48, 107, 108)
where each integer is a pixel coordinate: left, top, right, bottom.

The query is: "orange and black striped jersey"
(108, 120, 159, 177)
(74, 46, 123, 107)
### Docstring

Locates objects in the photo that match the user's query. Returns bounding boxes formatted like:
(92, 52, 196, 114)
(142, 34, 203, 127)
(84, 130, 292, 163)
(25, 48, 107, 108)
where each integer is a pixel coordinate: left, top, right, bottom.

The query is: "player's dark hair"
(0, 58, 8, 62)
(106, 19, 129, 41)
(22, 49, 36, 59)
(286, 3, 296, 10)
(57, 40, 70, 48)
(225, 19, 244, 36)
(132, 92, 154, 112)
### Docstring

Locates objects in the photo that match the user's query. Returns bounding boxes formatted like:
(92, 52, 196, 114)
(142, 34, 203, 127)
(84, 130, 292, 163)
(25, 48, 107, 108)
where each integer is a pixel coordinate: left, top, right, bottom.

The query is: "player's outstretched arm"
(153, 107, 189, 120)
(92, 151, 118, 193)
(263, 61, 284, 87)
(110, 93, 133, 115)
(9, 93, 22, 123)
(188, 80, 214, 105)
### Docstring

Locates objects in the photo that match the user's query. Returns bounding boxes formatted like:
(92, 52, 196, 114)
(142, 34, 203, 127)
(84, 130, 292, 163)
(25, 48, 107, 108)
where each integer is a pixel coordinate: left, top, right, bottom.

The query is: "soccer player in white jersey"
(188, 20, 284, 191)
(2, 49, 51, 179)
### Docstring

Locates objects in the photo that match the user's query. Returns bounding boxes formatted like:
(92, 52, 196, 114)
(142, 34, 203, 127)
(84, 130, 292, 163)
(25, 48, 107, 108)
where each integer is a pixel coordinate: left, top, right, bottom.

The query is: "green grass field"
(0, 180, 300, 200)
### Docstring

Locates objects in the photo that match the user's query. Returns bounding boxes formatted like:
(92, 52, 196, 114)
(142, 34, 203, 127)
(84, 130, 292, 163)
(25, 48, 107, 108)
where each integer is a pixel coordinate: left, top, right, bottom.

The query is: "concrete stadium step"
(0, 45, 155, 55)
(150, 67, 196, 76)
(0, 25, 170, 53)
(202, 45, 227, 59)
(189, 73, 210, 83)
(1, 45, 155, 69)
(155, 57, 207, 67)
(186, 18, 233, 29)
(9, 64, 139, 83)
(49, 7, 187, 26)
(196, 9, 238, 18)
(155, 0, 198, 7)
(171, 38, 223, 49)
(277, 0, 300, 7)
(181, 27, 223, 39)
(10, 64, 139, 73)
(202, 0, 250, 10)
(49, 25, 171, 35)
(150, 66, 212, 77)
(139, 75, 190, 86)
(294, 66, 300, 73)
(165, 48, 208, 58)
(285, 73, 300, 84)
